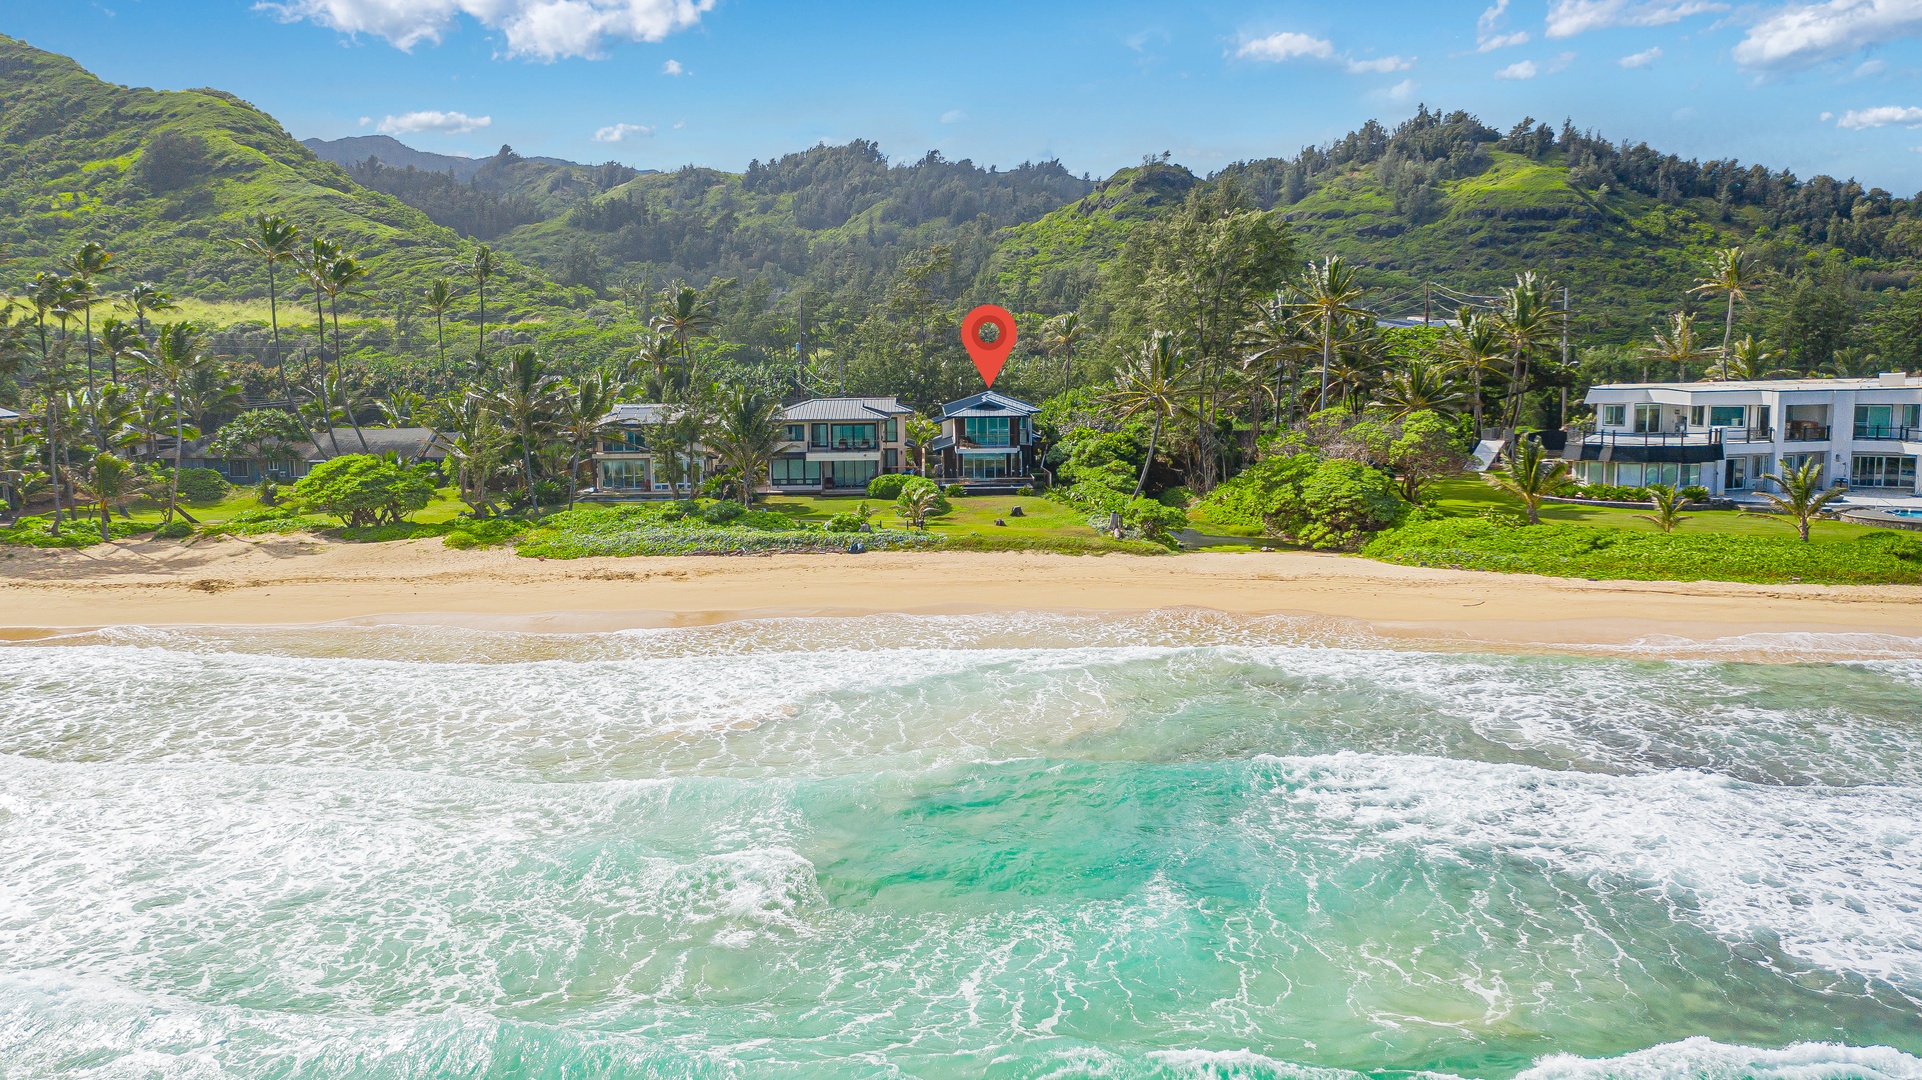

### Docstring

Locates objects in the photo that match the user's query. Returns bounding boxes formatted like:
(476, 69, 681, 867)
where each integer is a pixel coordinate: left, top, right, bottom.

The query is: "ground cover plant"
(512, 501, 943, 558)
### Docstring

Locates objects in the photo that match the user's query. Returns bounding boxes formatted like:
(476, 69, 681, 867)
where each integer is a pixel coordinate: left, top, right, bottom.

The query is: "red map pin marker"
(961, 305, 1017, 389)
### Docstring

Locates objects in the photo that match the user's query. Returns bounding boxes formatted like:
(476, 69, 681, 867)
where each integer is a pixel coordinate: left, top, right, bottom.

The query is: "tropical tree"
(147, 322, 209, 526)
(1491, 435, 1571, 525)
(1752, 458, 1843, 541)
(230, 214, 301, 404)
(1689, 247, 1764, 379)
(69, 452, 158, 541)
(321, 253, 370, 447)
(1372, 359, 1463, 420)
(98, 318, 148, 385)
(1710, 334, 1796, 382)
(25, 271, 81, 532)
(1442, 310, 1507, 436)
(896, 481, 941, 529)
(1108, 331, 1188, 498)
(1040, 311, 1085, 388)
(423, 278, 458, 366)
(1634, 483, 1689, 533)
(206, 408, 308, 482)
(491, 348, 563, 507)
(1641, 313, 1715, 385)
(1493, 272, 1559, 430)
(905, 414, 940, 477)
(557, 374, 615, 508)
(122, 281, 176, 341)
(1292, 256, 1371, 412)
(709, 384, 787, 506)
(297, 237, 343, 386)
(461, 245, 499, 374)
(1241, 291, 1316, 431)
(62, 242, 112, 397)
(651, 282, 718, 355)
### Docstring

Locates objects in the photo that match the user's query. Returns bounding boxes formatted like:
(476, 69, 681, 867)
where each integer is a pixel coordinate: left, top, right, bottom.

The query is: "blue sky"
(6, 0, 1922, 189)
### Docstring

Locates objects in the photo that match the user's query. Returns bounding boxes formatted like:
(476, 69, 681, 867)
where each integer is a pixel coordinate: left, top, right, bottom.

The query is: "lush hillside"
(0, 35, 573, 318)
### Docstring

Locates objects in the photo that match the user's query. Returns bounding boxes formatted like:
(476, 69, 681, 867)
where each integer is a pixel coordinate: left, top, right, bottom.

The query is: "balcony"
(1854, 425, 1916, 441)
(809, 440, 878, 452)
(1724, 426, 1772, 443)
(1571, 427, 1724, 465)
(1784, 422, 1830, 442)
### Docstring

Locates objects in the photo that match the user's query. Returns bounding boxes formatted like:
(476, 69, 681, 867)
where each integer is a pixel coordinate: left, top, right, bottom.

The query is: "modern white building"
(591, 403, 716, 497)
(1573, 373, 1922, 500)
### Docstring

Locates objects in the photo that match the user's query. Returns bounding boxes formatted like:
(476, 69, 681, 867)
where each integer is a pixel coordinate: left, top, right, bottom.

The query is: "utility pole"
(1423, 284, 1431, 327)
(796, 295, 807, 392)
(1560, 285, 1571, 427)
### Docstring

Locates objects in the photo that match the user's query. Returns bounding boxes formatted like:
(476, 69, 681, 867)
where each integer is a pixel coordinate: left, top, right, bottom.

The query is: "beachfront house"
(588, 403, 716, 498)
(927, 391, 1040, 491)
(767, 397, 915, 493)
(1572, 374, 1922, 502)
(182, 426, 451, 483)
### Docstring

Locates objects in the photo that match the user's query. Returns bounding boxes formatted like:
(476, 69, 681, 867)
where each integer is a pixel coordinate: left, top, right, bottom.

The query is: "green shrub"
(290, 455, 435, 527)
(700, 500, 745, 524)
(153, 520, 193, 539)
(895, 476, 952, 519)
(1193, 453, 1406, 549)
(173, 468, 230, 504)
(1682, 485, 1711, 503)
(0, 515, 147, 548)
(867, 474, 910, 500)
(944, 484, 968, 499)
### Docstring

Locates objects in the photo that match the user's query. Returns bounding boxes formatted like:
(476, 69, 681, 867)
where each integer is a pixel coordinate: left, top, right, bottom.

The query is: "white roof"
(0, 407, 18, 423)
(602, 403, 680, 426)
(1591, 375, 1915, 393)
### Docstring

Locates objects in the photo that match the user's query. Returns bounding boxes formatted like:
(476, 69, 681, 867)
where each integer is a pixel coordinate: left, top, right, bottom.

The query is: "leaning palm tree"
(557, 373, 615, 509)
(1491, 436, 1571, 525)
(709, 384, 788, 507)
(1443, 311, 1507, 436)
(1688, 247, 1763, 379)
(230, 214, 301, 405)
(296, 237, 343, 385)
(320, 253, 371, 450)
(1040, 311, 1085, 388)
(1372, 359, 1464, 420)
(1634, 483, 1689, 534)
(423, 278, 459, 366)
(1751, 458, 1843, 542)
(70, 452, 158, 542)
(1641, 313, 1715, 385)
(490, 348, 563, 509)
(1292, 256, 1371, 412)
(1107, 331, 1188, 498)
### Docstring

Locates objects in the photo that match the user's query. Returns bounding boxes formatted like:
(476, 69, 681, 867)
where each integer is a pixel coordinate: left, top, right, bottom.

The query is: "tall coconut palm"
(229, 214, 301, 405)
(557, 374, 615, 508)
(25, 271, 82, 532)
(321, 253, 371, 451)
(1108, 331, 1188, 498)
(1641, 313, 1714, 385)
(1292, 256, 1371, 412)
(1040, 311, 1085, 388)
(461, 245, 499, 376)
(491, 348, 563, 509)
(122, 281, 176, 341)
(709, 384, 788, 506)
(62, 242, 112, 398)
(147, 322, 210, 526)
(629, 326, 684, 399)
(296, 238, 343, 387)
(1752, 458, 1843, 541)
(98, 318, 147, 385)
(1491, 436, 1571, 525)
(1442, 311, 1507, 436)
(1688, 247, 1763, 380)
(651, 282, 717, 356)
(423, 278, 458, 366)
(1493, 272, 1558, 430)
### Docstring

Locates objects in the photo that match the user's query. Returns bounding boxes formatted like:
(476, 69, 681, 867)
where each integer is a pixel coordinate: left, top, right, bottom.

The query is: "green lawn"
(761, 493, 1102, 541)
(1425, 476, 1890, 541)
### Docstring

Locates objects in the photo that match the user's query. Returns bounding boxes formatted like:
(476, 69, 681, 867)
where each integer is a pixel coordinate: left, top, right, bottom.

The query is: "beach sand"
(2, 532, 1919, 648)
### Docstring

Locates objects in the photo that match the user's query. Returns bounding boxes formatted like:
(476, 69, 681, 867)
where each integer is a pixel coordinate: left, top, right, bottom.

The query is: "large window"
(1855, 404, 1920, 439)
(814, 423, 876, 449)
(770, 457, 819, 486)
(1600, 404, 1626, 427)
(1579, 461, 1701, 488)
(882, 419, 898, 442)
(963, 416, 1011, 446)
(784, 424, 806, 442)
(600, 430, 647, 452)
(1852, 455, 1917, 489)
(599, 459, 651, 491)
(826, 460, 878, 488)
(1708, 406, 1745, 428)
(961, 453, 1018, 479)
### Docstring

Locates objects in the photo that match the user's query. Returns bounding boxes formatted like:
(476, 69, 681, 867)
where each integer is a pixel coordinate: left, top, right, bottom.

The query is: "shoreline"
(5, 534, 1922, 652)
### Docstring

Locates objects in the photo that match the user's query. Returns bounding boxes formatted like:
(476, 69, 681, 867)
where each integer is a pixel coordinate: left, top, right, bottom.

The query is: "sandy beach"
(3, 533, 1919, 647)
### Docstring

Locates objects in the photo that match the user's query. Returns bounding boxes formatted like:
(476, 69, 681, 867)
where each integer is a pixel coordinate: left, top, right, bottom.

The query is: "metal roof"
(940, 390, 1039, 419)
(602, 403, 680, 426)
(782, 397, 913, 421)
(0, 407, 18, 422)
(1590, 375, 1916, 393)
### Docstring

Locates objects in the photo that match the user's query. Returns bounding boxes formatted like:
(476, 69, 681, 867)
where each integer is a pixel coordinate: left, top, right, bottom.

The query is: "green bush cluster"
(0, 515, 149, 548)
(515, 502, 942, 559)
(290, 455, 436, 527)
(1364, 518, 1922, 584)
(172, 468, 231, 504)
(866, 474, 910, 500)
(1196, 453, 1408, 550)
(443, 518, 533, 550)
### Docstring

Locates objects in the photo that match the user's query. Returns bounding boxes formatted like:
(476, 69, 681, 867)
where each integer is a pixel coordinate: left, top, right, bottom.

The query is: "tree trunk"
(167, 385, 183, 526)
(1720, 294, 1735, 381)
(568, 442, 581, 510)
(1318, 313, 1331, 413)
(269, 263, 289, 406)
(333, 300, 369, 452)
(1133, 415, 1161, 499)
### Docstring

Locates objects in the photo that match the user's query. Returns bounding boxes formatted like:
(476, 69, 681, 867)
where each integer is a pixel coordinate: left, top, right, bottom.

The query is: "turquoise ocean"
(2, 612, 1919, 1078)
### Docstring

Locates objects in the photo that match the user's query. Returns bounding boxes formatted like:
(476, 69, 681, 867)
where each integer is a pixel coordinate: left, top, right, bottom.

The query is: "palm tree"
(1491, 436, 1571, 525)
(1443, 311, 1506, 436)
(1641, 313, 1714, 385)
(1040, 311, 1084, 388)
(1752, 458, 1843, 541)
(123, 281, 176, 341)
(1710, 334, 1795, 382)
(1292, 256, 1370, 412)
(1634, 483, 1689, 533)
(906, 414, 940, 477)
(62, 242, 112, 397)
(1493, 272, 1558, 430)
(1108, 331, 1188, 498)
(321, 253, 371, 451)
(230, 214, 301, 405)
(461, 245, 499, 375)
(651, 282, 717, 355)
(630, 326, 684, 399)
(491, 348, 563, 509)
(557, 374, 615, 508)
(1688, 247, 1763, 380)
(70, 452, 157, 542)
(26, 271, 81, 532)
(1372, 359, 1464, 420)
(98, 318, 148, 385)
(897, 484, 940, 529)
(297, 237, 343, 386)
(147, 322, 209, 526)
(1241, 292, 1316, 431)
(423, 278, 458, 366)
(709, 384, 787, 506)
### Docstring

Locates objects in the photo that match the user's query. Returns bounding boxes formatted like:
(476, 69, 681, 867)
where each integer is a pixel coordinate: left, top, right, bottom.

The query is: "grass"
(1364, 475, 1922, 584)
(759, 492, 1168, 554)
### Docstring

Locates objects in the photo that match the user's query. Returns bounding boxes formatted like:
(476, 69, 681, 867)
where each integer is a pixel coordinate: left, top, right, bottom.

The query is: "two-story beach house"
(768, 397, 915, 493)
(590, 403, 716, 497)
(1572, 373, 1922, 501)
(927, 390, 1041, 491)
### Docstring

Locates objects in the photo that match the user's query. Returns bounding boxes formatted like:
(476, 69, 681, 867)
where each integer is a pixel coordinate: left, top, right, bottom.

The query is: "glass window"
(811, 423, 829, 447)
(826, 424, 877, 449)
(963, 417, 1011, 446)
(827, 460, 877, 488)
(882, 419, 898, 442)
(961, 453, 1017, 479)
(770, 457, 820, 485)
(1708, 406, 1745, 428)
(1690, 406, 1704, 426)
(1601, 404, 1626, 427)
(1852, 455, 1918, 488)
(784, 424, 806, 442)
(599, 459, 650, 491)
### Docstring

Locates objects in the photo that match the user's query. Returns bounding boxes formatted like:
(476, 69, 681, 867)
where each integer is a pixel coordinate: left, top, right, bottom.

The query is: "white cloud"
(255, 0, 715, 61)
(1820, 110, 1835, 119)
(1345, 54, 1413, 72)
(1618, 45, 1663, 66)
(1235, 31, 1335, 61)
(661, 58, 684, 75)
(1838, 104, 1922, 128)
(357, 115, 372, 126)
(1855, 57, 1889, 75)
(940, 109, 966, 124)
(1476, 0, 1531, 49)
(1496, 59, 1539, 78)
(376, 109, 490, 134)
(1380, 78, 1419, 101)
(592, 122, 654, 141)
(1735, 0, 1922, 70)
(1545, 0, 1726, 38)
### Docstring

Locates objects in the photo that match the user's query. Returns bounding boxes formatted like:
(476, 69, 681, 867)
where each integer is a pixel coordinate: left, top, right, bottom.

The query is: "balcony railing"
(1723, 426, 1772, 442)
(1854, 425, 1916, 441)
(1577, 427, 1722, 447)
(1784, 423, 1830, 442)
(957, 436, 1015, 448)
(809, 440, 879, 451)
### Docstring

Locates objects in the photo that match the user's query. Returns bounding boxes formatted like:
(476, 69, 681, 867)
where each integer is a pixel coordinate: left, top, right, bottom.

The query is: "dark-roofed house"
(768, 397, 915, 493)
(929, 391, 1040, 492)
(585, 403, 717, 499)
(182, 427, 450, 483)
